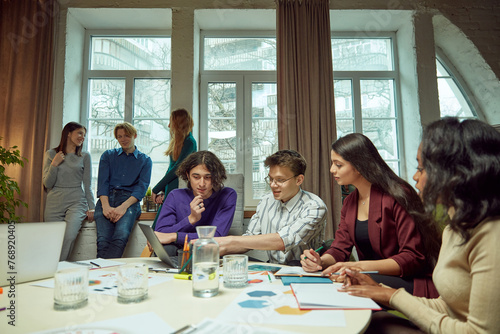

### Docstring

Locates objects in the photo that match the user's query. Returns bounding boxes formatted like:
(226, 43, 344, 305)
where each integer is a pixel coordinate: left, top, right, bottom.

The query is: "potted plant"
(143, 187, 152, 211)
(0, 137, 28, 223)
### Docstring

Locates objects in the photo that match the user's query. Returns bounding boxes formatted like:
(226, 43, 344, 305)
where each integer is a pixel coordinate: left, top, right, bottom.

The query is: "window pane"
(385, 161, 400, 176)
(133, 119, 170, 191)
(362, 119, 398, 161)
(360, 80, 395, 118)
(207, 83, 237, 172)
(334, 80, 354, 138)
(90, 37, 171, 70)
(204, 37, 276, 71)
(436, 59, 449, 77)
(89, 79, 125, 119)
(134, 79, 171, 119)
(437, 78, 474, 118)
(252, 83, 278, 200)
(436, 59, 476, 119)
(332, 38, 393, 71)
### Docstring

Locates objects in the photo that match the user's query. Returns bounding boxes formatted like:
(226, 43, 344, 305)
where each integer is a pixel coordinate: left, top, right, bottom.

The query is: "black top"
(355, 218, 380, 260)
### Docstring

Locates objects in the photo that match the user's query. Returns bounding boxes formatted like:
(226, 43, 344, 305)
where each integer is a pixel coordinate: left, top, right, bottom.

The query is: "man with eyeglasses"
(215, 150, 327, 265)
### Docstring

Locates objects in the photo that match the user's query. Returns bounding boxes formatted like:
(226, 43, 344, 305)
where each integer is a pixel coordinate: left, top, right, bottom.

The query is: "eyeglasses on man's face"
(264, 175, 297, 187)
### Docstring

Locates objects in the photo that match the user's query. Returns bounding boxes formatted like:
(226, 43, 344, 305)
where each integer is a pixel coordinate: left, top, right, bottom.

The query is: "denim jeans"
(95, 190, 141, 259)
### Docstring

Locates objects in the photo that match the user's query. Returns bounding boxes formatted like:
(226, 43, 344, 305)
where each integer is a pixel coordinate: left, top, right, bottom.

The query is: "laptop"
(138, 223, 178, 268)
(0, 221, 66, 286)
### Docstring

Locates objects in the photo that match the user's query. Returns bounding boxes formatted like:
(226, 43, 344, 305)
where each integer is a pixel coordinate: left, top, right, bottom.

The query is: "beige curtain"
(0, 0, 57, 222)
(276, 0, 341, 238)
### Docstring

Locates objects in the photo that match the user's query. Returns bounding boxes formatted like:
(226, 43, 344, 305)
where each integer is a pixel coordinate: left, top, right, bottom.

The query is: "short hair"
(114, 122, 137, 139)
(264, 150, 307, 176)
(176, 151, 227, 191)
(54, 122, 86, 156)
(421, 117, 500, 242)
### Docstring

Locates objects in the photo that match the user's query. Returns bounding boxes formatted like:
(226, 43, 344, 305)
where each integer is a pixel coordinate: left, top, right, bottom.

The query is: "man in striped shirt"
(215, 150, 327, 264)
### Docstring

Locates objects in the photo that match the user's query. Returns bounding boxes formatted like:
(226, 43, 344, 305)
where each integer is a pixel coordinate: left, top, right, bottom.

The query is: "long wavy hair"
(332, 133, 441, 265)
(176, 151, 227, 192)
(421, 118, 500, 243)
(54, 122, 86, 156)
(165, 108, 194, 160)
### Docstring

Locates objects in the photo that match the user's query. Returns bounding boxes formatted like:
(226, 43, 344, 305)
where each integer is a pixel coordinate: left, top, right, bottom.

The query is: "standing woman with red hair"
(151, 109, 197, 227)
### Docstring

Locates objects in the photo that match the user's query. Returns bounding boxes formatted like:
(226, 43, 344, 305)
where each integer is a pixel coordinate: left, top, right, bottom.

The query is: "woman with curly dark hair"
(341, 118, 500, 333)
(302, 133, 441, 298)
(153, 151, 237, 256)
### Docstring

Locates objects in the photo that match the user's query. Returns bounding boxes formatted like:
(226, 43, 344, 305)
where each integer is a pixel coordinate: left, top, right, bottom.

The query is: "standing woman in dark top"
(151, 108, 197, 228)
(301, 133, 441, 297)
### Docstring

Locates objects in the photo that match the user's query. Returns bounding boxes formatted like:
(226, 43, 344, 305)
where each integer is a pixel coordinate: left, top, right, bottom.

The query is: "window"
(436, 57, 478, 120)
(200, 35, 277, 207)
(332, 36, 402, 174)
(82, 34, 172, 196)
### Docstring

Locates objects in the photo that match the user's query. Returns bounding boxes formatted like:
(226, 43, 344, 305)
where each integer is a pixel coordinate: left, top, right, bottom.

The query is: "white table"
(0, 258, 371, 333)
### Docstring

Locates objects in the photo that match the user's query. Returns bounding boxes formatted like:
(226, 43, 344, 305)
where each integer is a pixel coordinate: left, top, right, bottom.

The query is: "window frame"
(331, 32, 406, 177)
(81, 30, 172, 196)
(81, 30, 172, 130)
(200, 31, 277, 208)
(436, 48, 482, 120)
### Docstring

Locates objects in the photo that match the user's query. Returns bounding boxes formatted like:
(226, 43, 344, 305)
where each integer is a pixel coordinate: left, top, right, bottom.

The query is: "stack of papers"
(290, 283, 381, 310)
(274, 267, 323, 277)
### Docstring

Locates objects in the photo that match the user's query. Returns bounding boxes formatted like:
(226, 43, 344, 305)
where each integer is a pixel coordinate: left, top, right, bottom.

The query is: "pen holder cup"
(178, 249, 192, 274)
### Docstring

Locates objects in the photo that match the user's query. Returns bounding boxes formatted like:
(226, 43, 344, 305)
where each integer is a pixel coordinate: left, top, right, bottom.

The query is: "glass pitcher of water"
(192, 226, 219, 298)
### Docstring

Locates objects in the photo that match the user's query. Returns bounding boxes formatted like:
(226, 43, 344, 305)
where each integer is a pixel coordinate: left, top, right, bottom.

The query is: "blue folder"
(280, 276, 332, 286)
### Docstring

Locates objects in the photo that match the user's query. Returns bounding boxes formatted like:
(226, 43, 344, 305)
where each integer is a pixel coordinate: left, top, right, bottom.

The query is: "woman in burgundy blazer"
(301, 133, 441, 298)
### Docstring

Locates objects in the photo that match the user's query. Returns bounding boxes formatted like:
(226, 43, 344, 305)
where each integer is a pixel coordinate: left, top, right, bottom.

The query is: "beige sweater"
(390, 217, 500, 334)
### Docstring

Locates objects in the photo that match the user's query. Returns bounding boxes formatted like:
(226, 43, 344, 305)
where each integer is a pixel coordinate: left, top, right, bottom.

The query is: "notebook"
(290, 283, 381, 310)
(0, 221, 66, 287)
(138, 223, 178, 268)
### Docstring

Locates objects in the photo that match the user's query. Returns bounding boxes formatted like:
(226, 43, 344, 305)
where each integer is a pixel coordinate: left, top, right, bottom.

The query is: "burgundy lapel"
(368, 186, 383, 255)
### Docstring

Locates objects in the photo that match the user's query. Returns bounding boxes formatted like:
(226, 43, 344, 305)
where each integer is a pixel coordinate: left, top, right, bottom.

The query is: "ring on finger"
(198, 204, 202, 208)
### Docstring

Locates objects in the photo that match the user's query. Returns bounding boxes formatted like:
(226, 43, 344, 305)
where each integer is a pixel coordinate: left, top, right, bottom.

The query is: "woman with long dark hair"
(151, 108, 197, 204)
(341, 118, 500, 333)
(43, 121, 95, 260)
(302, 133, 440, 297)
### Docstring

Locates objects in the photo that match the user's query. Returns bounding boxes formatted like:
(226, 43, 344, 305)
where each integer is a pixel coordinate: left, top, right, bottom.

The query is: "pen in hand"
(331, 271, 378, 275)
(303, 246, 324, 260)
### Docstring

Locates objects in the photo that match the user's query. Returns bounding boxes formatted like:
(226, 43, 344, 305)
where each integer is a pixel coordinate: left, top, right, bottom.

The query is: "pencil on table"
(182, 235, 189, 265)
